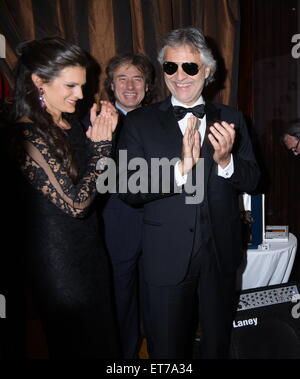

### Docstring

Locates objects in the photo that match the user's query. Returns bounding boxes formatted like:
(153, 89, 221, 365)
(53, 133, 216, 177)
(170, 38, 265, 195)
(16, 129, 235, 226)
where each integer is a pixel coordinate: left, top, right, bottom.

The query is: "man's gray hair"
(280, 119, 300, 144)
(157, 27, 217, 85)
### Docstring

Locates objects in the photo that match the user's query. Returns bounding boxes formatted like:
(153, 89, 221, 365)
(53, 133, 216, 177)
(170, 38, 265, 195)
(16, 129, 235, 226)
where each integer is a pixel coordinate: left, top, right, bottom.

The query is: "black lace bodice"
(17, 119, 111, 217)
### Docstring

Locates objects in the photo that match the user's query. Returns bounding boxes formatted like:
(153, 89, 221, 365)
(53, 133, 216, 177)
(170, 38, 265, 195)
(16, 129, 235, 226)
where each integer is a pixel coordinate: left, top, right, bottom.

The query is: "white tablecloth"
(237, 233, 297, 290)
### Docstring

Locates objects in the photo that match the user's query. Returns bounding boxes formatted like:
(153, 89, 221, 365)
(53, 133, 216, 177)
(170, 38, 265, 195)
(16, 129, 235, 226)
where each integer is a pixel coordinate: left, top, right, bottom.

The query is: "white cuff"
(218, 154, 234, 178)
(175, 161, 188, 186)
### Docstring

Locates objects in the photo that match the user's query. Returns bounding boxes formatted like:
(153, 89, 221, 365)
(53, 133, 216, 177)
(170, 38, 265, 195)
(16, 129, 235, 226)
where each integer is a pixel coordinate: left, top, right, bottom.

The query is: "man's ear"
(111, 82, 115, 92)
(204, 67, 211, 79)
(31, 73, 44, 89)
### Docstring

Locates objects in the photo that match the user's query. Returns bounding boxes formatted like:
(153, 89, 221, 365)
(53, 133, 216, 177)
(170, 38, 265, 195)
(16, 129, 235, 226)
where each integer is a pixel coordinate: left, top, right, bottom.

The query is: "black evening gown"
(15, 118, 119, 359)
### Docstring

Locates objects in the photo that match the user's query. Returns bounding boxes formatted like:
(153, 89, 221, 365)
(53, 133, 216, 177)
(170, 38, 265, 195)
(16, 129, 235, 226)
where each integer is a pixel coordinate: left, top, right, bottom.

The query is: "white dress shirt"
(172, 96, 234, 186)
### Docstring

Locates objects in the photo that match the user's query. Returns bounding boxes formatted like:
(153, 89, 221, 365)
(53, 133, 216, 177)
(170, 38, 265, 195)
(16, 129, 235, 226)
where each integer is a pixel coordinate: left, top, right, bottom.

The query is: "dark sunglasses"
(163, 61, 200, 76)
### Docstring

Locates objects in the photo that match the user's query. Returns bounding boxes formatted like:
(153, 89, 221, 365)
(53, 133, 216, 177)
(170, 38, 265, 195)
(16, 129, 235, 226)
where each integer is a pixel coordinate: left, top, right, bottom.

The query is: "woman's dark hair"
(13, 37, 88, 183)
(104, 53, 156, 106)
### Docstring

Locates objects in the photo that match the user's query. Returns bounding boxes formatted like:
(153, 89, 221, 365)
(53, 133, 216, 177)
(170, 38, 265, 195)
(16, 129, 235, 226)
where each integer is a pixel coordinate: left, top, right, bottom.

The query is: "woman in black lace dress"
(11, 37, 119, 358)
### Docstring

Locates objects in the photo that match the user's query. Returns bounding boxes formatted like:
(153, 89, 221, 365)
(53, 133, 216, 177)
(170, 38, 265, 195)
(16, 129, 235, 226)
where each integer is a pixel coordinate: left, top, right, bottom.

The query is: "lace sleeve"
(19, 127, 111, 218)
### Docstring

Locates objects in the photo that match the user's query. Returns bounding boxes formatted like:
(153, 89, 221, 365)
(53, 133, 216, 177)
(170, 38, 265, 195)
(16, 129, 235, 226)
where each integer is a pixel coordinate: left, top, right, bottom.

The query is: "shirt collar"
(171, 95, 205, 108)
(115, 102, 127, 115)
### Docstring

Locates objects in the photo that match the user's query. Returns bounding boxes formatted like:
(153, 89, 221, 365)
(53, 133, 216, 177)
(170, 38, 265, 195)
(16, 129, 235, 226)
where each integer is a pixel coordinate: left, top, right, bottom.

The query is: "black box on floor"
(230, 282, 300, 359)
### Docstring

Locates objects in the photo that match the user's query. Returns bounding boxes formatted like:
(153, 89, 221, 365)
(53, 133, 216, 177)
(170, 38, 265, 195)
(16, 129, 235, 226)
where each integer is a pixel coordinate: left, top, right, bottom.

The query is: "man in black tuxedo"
(101, 53, 156, 358)
(118, 27, 260, 359)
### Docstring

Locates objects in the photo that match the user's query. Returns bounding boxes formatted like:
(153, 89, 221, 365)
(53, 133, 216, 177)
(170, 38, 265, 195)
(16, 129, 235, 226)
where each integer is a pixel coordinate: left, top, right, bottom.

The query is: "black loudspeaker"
(230, 282, 300, 359)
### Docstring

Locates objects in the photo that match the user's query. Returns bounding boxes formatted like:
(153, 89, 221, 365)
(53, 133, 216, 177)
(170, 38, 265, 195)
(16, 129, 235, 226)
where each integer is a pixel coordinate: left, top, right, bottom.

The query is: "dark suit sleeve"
(117, 114, 180, 206)
(227, 111, 261, 193)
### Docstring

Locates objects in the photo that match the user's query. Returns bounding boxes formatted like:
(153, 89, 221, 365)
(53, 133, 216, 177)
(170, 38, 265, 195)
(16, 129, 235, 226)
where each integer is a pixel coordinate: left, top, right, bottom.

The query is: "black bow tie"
(173, 104, 205, 121)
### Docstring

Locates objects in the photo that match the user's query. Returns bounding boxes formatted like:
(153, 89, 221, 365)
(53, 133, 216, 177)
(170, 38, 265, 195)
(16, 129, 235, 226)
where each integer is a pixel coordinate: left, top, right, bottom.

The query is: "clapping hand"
(86, 101, 118, 142)
(208, 121, 235, 168)
(178, 115, 200, 176)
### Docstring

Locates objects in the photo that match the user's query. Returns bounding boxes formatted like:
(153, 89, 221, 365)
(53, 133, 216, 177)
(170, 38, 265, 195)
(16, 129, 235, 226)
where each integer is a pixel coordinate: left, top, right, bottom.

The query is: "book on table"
(264, 225, 289, 242)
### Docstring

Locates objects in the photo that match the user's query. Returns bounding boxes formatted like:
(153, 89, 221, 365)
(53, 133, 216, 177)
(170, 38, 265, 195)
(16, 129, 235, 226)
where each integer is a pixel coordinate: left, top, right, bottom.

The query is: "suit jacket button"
(189, 228, 194, 232)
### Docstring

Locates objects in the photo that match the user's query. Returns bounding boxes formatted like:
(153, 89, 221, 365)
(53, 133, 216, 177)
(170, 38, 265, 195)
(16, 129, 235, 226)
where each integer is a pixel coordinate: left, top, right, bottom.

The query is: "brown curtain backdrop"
(88, 0, 116, 101)
(0, 0, 240, 107)
(199, 0, 241, 106)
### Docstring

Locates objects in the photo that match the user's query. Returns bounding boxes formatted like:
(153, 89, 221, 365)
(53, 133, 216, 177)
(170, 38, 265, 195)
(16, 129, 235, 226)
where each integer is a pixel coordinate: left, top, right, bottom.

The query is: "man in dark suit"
(118, 27, 260, 359)
(101, 53, 156, 358)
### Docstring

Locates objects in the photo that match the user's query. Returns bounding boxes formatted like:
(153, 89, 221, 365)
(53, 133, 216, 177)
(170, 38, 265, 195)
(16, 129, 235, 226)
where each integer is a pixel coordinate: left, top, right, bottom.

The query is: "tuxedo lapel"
(203, 101, 221, 157)
(200, 102, 221, 190)
(204, 101, 221, 126)
(158, 97, 183, 157)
